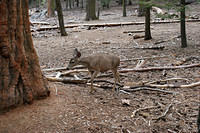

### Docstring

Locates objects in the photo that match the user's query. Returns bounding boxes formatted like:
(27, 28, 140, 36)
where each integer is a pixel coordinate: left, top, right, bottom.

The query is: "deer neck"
(78, 57, 90, 68)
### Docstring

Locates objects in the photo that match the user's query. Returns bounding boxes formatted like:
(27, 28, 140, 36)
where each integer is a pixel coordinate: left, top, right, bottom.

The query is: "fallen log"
(35, 19, 200, 31)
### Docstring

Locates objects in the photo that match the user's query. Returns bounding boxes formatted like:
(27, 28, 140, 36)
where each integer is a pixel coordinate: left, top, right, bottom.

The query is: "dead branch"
(131, 106, 160, 118)
(30, 21, 50, 25)
(119, 63, 200, 73)
(42, 67, 67, 72)
(46, 77, 87, 84)
(46, 76, 114, 89)
(61, 69, 88, 76)
(122, 87, 175, 94)
(120, 55, 170, 62)
(133, 45, 165, 50)
(123, 30, 145, 34)
(147, 77, 190, 84)
(153, 103, 173, 121)
(35, 19, 200, 31)
(146, 81, 200, 88)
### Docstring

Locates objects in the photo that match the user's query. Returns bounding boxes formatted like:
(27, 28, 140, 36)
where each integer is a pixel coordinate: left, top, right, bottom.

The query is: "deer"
(67, 48, 120, 93)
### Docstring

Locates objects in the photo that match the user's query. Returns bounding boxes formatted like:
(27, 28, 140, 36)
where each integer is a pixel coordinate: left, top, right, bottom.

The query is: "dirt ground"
(0, 3, 200, 133)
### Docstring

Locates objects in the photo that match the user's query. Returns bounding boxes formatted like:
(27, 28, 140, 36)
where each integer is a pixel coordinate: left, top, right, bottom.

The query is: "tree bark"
(180, 0, 187, 48)
(55, 0, 67, 36)
(0, 0, 50, 112)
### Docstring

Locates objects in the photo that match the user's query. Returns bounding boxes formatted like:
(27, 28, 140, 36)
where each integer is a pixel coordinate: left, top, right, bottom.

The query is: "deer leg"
(116, 71, 120, 83)
(112, 69, 118, 92)
(90, 71, 99, 93)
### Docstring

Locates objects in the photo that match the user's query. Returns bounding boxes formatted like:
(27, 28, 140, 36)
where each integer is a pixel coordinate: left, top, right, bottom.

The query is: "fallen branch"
(146, 81, 200, 88)
(133, 45, 165, 50)
(42, 67, 67, 72)
(147, 77, 190, 84)
(122, 87, 175, 94)
(61, 69, 88, 76)
(119, 63, 200, 73)
(46, 77, 113, 89)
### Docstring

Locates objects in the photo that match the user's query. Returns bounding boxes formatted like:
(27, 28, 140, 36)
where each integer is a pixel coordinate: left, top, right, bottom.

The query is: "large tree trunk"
(0, 0, 50, 112)
(180, 0, 187, 48)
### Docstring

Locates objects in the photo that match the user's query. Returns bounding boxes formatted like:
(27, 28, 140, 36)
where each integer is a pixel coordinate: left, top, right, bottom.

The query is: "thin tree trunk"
(0, 0, 50, 112)
(144, 2, 152, 40)
(180, 0, 187, 48)
(55, 0, 67, 36)
(122, 0, 127, 17)
(81, 0, 84, 8)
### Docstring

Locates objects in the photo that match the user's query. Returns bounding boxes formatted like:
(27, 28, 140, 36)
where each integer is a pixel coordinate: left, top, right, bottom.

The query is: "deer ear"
(73, 48, 81, 58)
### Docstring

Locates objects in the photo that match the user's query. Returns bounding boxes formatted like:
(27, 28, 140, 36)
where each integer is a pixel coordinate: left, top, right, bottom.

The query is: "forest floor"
(0, 3, 200, 133)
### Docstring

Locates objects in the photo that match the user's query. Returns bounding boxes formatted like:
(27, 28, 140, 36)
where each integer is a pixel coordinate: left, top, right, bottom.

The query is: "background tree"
(55, 0, 68, 36)
(122, 0, 127, 17)
(0, 0, 50, 112)
(86, 0, 97, 20)
(144, 0, 152, 40)
(180, 0, 187, 48)
(47, 0, 56, 17)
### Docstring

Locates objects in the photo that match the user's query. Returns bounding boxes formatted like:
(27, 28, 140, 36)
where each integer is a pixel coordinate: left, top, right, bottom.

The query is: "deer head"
(67, 48, 81, 70)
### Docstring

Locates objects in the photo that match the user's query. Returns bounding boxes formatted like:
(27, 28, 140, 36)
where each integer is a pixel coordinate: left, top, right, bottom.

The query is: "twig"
(153, 103, 173, 121)
(54, 84, 58, 96)
(55, 72, 61, 78)
(135, 60, 146, 68)
(131, 106, 160, 118)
